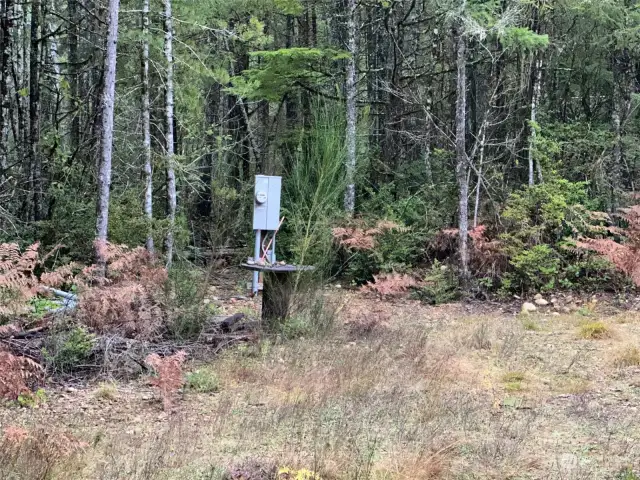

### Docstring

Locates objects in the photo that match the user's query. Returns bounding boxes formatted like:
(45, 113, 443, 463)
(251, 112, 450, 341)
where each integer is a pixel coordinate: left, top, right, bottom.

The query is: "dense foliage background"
(0, 0, 639, 294)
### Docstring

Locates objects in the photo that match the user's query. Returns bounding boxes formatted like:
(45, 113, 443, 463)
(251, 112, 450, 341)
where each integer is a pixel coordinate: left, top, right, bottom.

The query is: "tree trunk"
(11, 0, 28, 219)
(0, 0, 11, 182)
(528, 56, 543, 186)
(611, 46, 632, 211)
(344, 0, 357, 214)
(141, 0, 153, 253)
(454, 18, 470, 286)
(67, 0, 79, 157)
(163, 0, 177, 267)
(95, 0, 120, 272)
(29, 0, 42, 221)
(473, 127, 486, 229)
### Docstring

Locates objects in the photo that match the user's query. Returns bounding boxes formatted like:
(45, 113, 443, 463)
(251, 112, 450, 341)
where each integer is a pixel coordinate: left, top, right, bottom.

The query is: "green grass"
(501, 371, 526, 392)
(185, 367, 220, 393)
(579, 321, 610, 339)
(521, 318, 540, 331)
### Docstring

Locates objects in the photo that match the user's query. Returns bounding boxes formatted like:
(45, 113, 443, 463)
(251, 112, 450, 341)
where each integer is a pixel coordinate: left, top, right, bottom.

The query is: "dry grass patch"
(578, 320, 611, 339)
(372, 446, 453, 479)
(552, 375, 591, 395)
(611, 311, 640, 324)
(93, 381, 118, 401)
(612, 345, 640, 368)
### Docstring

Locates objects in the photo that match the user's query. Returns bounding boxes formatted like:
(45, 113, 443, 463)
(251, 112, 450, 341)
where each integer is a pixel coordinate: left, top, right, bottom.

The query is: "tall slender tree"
(95, 0, 120, 272)
(344, 0, 357, 214)
(454, 4, 469, 285)
(142, 0, 153, 253)
(0, 0, 11, 181)
(29, 0, 42, 220)
(163, 0, 176, 267)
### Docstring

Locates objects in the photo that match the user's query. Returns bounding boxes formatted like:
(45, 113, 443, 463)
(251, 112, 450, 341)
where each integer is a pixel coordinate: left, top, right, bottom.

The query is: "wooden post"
(261, 271, 294, 326)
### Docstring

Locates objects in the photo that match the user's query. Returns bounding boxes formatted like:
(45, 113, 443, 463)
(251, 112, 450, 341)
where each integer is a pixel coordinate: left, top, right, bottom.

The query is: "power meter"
(255, 191, 268, 204)
(252, 175, 281, 231)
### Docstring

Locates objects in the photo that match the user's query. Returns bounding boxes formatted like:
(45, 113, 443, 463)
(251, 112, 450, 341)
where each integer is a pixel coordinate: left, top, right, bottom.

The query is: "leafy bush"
(497, 178, 620, 293)
(501, 178, 591, 247)
(42, 326, 95, 373)
(166, 262, 209, 340)
(415, 261, 460, 305)
(505, 244, 560, 293)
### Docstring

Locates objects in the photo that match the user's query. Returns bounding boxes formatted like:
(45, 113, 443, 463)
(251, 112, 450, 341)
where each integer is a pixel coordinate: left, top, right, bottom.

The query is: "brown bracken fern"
(0, 350, 44, 400)
(577, 206, 640, 286)
(76, 241, 167, 339)
(332, 219, 406, 251)
(145, 350, 187, 412)
(0, 242, 73, 318)
(361, 272, 418, 297)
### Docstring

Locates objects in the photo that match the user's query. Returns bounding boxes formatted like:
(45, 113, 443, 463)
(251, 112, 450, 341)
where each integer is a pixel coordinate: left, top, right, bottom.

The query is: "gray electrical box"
(252, 175, 282, 231)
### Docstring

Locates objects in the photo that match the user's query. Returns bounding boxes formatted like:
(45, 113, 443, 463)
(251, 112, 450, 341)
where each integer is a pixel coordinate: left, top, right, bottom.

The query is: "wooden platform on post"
(240, 264, 315, 325)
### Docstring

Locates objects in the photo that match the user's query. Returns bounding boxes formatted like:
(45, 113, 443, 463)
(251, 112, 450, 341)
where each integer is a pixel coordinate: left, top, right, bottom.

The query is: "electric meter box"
(253, 175, 282, 231)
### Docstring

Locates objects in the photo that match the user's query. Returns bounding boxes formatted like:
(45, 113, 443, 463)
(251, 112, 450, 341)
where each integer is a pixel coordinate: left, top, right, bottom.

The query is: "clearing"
(2, 289, 640, 479)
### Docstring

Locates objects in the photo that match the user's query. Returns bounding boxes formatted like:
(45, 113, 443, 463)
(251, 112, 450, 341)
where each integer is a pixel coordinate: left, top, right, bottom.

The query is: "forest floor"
(2, 280, 640, 479)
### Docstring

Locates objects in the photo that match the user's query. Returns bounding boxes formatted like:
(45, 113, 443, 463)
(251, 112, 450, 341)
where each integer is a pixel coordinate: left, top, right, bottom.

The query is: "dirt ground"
(2, 286, 640, 479)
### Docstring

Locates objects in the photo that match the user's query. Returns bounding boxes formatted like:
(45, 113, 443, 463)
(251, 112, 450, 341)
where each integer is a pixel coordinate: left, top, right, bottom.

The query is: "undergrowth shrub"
(0, 350, 44, 400)
(613, 346, 640, 368)
(333, 219, 419, 284)
(145, 350, 187, 411)
(577, 205, 640, 288)
(17, 388, 47, 408)
(0, 242, 75, 319)
(42, 326, 95, 373)
(277, 292, 337, 339)
(430, 225, 507, 292)
(579, 321, 610, 339)
(76, 241, 167, 339)
(503, 244, 560, 293)
(415, 261, 460, 305)
(165, 262, 210, 340)
(277, 467, 322, 480)
(432, 178, 627, 294)
(361, 272, 418, 297)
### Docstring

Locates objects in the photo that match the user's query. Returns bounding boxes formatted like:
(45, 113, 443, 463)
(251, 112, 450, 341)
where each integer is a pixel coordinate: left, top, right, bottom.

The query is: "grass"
(94, 382, 118, 401)
(2, 295, 640, 479)
(521, 318, 540, 331)
(579, 320, 610, 339)
(612, 345, 640, 368)
(185, 367, 220, 393)
(501, 371, 526, 392)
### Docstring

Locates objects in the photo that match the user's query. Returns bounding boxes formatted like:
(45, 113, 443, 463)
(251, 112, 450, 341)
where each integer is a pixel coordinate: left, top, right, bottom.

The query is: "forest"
(2, 0, 640, 479)
(0, 0, 637, 285)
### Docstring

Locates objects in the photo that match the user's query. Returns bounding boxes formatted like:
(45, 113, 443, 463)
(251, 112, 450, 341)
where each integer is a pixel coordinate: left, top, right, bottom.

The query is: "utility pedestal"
(240, 264, 314, 326)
